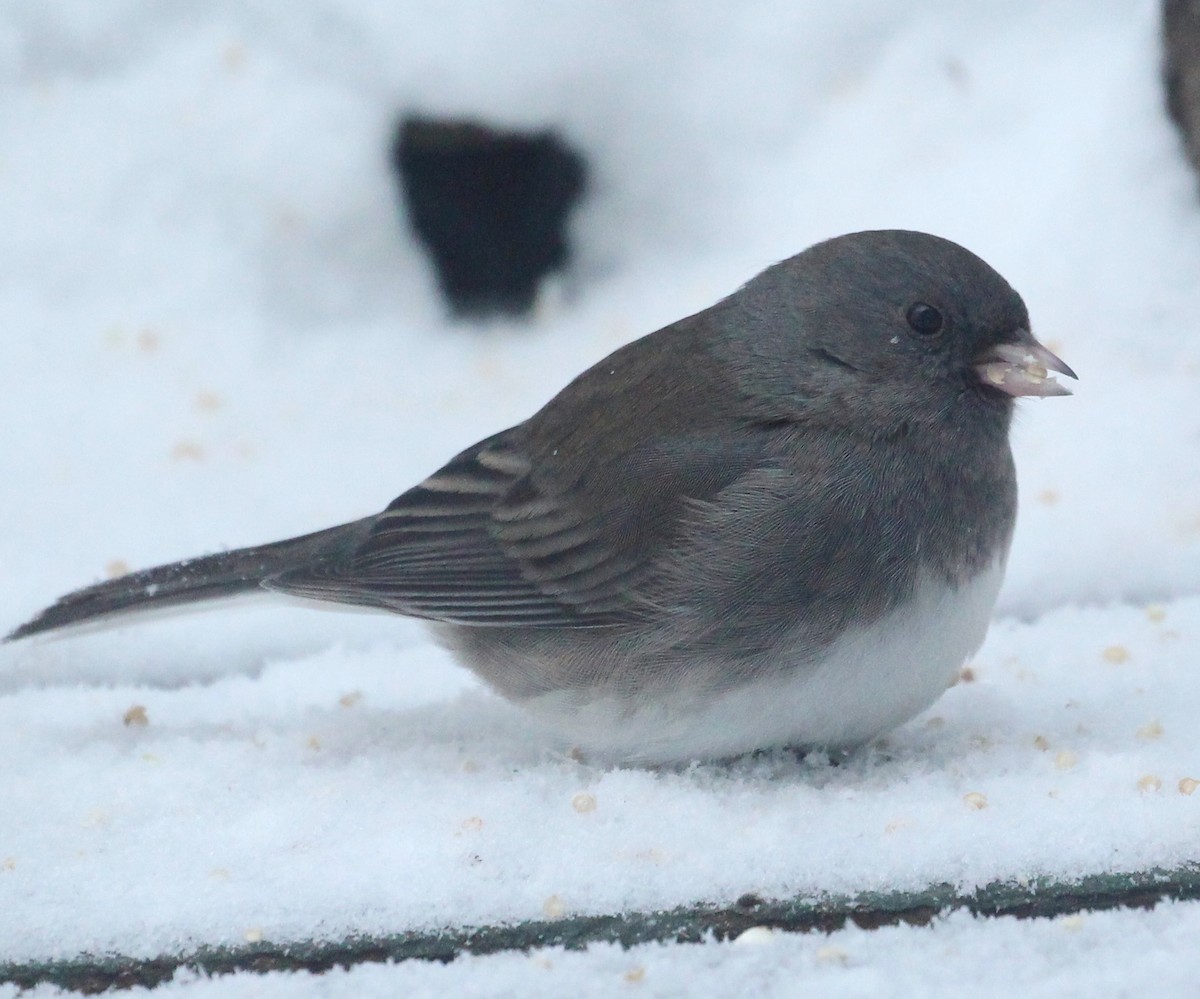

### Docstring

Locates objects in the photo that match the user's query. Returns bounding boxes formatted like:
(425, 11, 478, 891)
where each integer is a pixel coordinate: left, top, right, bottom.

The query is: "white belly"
(524, 560, 1006, 764)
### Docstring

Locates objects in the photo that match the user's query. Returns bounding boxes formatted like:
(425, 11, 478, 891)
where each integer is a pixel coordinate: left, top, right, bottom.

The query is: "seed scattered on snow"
(105, 559, 130, 578)
(1054, 751, 1078, 770)
(1033, 735, 1050, 751)
(306, 735, 321, 751)
(963, 792, 988, 810)
(623, 966, 646, 983)
(543, 894, 566, 918)
(136, 328, 161, 352)
(1178, 777, 1198, 796)
(1136, 720, 1164, 741)
(815, 945, 849, 965)
(170, 440, 205, 461)
(1102, 645, 1129, 664)
(571, 792, 597, 814)
(194, 389, 222, 412)
(1060, 914, 1085, 932)
(1145, 605, 1166, 622)
(123, 705, 148, 727)
(1137, 774, 1162, 793)
(338, 691, 362, 708)
(243, 927, 263, 943)
(460, 816, 484, 832)
(959, 666, 977, 683)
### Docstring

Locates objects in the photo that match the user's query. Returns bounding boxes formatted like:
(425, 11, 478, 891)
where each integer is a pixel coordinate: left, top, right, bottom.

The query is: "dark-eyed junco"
(7, 231, 1074, 762)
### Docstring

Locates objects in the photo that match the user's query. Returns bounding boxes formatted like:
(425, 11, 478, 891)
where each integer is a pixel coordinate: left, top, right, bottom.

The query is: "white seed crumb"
(81, 809, 108, 828)
(815, 945, 849, 965)
(733, 926, 778, 946)
(1136, 721, 1164, 741)
(571, 792, 597, 814)
(243, 927, 264, 943)
(1137, 774, 1162, 794)
(1054, 751, 1078, 770)
(543, 894, 566, 918)
(1178, 778, 1199, 796)
(963, 792, 988, 810)
(1102, 645, 1129, 664)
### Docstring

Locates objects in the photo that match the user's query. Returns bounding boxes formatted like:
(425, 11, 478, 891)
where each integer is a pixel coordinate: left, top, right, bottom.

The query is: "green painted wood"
(5, 865, 1199, 993)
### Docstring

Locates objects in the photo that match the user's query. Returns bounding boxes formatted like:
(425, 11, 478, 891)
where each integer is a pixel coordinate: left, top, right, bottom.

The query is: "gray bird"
(6, 230, 1074, 763)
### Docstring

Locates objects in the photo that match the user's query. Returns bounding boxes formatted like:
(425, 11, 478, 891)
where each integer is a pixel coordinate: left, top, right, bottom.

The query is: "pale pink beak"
(974, 332, 1077, 398)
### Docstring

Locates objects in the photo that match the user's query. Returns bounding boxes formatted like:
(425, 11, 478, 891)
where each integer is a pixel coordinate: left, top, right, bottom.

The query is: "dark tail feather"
(6, 518, 377, 642)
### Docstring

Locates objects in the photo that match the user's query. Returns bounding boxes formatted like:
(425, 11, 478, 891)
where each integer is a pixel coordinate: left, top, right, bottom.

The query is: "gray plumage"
(6, 230, 1074, 762)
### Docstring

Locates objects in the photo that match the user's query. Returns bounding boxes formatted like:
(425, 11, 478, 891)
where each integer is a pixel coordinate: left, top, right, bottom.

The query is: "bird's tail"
(5, 518, 376, 642)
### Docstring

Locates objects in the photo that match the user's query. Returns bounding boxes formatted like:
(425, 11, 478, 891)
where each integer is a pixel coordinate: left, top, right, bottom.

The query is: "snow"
(11, 901, 1200, 999)
(2, 0, 1200, 993)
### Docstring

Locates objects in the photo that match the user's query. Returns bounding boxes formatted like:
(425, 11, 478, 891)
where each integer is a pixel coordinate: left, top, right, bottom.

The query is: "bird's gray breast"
(434, 425, 1016, 762)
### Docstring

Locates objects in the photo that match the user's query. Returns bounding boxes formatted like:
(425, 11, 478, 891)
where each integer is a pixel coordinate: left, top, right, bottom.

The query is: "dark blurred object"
(1164, 0, 1200, 176)
(393, 116, 587, 318)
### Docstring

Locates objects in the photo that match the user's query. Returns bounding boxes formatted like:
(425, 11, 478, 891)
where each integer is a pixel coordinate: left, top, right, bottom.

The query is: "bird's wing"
(267, 425, 768, 627)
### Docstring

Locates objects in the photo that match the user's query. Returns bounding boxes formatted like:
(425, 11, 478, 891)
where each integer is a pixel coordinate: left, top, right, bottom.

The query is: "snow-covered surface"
(2, 0, 1200, 991)
(11, 901, 1200, 999)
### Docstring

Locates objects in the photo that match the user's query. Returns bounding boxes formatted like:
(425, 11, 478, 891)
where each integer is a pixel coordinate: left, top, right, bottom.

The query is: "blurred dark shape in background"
(392, 116, 588, 319)
(1164, 0, 1200, 178)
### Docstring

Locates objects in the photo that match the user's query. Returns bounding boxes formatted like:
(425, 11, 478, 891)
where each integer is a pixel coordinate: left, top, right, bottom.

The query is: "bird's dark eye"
(905, 302, 944, 336)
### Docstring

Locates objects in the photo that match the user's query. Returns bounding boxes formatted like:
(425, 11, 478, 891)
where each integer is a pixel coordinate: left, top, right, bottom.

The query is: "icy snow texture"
(1, 0, 1199, 990)
(9, 902, 1200, 999)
